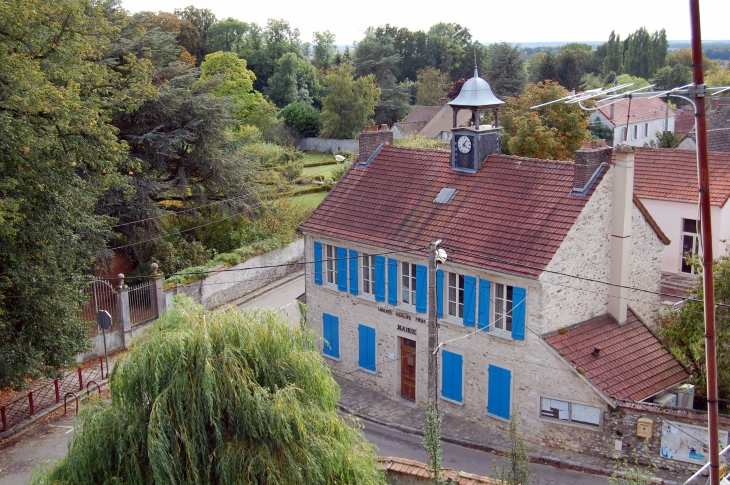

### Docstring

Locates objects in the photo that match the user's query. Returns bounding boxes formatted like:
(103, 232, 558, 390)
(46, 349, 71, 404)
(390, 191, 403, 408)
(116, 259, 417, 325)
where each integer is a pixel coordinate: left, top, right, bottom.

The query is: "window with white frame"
(361, 253, 375, 295)
(493, 283, 513, 332)
(643, 123, 649, 137)
(540, 397, 600, 427)
(681, 218, 701, 274)
(401, 262, 417, 305)
(632, 125, 638, 140)
(447, 272, 465, 318)
(620, 127, 627, 142)
(325, 244, 338, 285)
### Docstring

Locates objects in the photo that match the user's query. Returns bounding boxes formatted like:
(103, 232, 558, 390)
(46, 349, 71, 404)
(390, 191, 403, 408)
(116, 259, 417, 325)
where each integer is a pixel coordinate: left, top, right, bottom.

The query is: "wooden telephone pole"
(427, 240, 443, 409)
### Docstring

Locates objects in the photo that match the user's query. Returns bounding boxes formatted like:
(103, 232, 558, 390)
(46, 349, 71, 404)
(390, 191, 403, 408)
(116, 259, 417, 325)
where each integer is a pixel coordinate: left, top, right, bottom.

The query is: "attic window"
(434, 188, 457, 204)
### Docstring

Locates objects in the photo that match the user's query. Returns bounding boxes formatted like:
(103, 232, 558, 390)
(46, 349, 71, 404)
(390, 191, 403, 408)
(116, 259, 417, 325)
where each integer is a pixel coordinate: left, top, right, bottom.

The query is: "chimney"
(592, 346, 603, 358)
(572, 140, 611, 195)
(357, 124, 393, 165)
(609, 144, 636, 325)
(609, 103, 614, 121)
(440, 97, 448, 107)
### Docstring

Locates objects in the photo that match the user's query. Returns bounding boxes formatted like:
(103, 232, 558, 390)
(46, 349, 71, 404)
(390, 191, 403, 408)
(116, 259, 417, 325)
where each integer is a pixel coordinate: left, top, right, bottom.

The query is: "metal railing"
(79, 280, 117, 336)
(129, 281, 156, 325)
(0, 357, 105, 432)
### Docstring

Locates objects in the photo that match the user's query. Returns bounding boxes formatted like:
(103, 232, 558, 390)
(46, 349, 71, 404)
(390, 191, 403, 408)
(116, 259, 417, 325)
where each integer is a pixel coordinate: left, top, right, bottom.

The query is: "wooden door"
(400, 338, 417, 401)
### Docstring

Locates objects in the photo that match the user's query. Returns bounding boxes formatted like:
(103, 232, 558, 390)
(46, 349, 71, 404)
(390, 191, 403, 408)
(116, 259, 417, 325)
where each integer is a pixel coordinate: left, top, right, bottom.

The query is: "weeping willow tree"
(32, 297, 385, 485)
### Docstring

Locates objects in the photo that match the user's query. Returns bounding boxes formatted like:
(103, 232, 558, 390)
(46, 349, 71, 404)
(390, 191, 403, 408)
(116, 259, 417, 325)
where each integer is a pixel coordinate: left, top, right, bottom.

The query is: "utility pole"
(690, 2, 720, 484)
(427, 240, 442, 410)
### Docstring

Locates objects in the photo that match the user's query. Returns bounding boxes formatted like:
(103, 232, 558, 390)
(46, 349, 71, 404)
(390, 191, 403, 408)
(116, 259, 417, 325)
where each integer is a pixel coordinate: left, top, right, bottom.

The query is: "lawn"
(302, 151, 334, 164)
(302, 163, 339, 179)
(289, 191, 329, 210)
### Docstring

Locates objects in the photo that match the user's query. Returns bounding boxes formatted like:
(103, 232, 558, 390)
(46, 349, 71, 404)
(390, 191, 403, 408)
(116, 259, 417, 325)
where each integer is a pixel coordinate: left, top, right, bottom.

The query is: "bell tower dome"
(448, 69, 504, 171)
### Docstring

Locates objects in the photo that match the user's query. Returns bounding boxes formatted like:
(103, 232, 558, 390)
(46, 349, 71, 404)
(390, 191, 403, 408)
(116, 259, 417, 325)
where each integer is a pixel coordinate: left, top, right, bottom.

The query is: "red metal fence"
(0, 357, 105, 432)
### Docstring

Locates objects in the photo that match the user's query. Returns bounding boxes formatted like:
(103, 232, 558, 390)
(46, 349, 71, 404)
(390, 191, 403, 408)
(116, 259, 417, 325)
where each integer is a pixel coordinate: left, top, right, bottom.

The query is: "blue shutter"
(436, 269, 444, 319)
(323, 314, 340, 358)
(314, 242, 323, 285)
(337, 247, 348, 292)
(463, 276, 476, 327)
(488, 365, 511, 419)
(511, 286, 526, 341)
(478, 279, 491, 331)
(358, 324, 376, 371)
(387, 258, 398, 305)
(441, 350, 463, 402)
(349, 249, 359, 295)
(374, 255, 385, 302)
(415, 264, 427, 314)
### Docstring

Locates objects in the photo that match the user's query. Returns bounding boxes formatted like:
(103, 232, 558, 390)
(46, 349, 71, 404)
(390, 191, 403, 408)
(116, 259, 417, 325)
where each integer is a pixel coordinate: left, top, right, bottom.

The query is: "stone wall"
(296, 137, 358, 154)
(628, 203, 665, 329)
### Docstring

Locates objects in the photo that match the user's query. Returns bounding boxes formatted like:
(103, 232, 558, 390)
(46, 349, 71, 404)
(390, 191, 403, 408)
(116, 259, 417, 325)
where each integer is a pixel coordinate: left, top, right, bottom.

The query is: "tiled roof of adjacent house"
(597, 97, 677, 127)
(377, 457, 499, 484)
(401, 105, 442, 125)
(633, 148, 730, 207)
(300, 145, 607, 279)
(419, 104, 472, 139)
(675, 108, 696, 134)
(393, 120, 428, 137)
(545, 310, 689, 401)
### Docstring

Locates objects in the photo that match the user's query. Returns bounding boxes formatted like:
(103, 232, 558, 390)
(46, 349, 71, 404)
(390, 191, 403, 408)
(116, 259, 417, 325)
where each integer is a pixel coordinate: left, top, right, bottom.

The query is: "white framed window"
(540, 397, 601, 427)
(632, 125, 638, 140)
(493, 283, 513, 332)
(447, 272, 464, 319)
(643, 123, 649, 137)
(401, 262, 417, 305)
(325, 244, 338, 285)
(680, 219, 701, 274)
(361, 253, 375, 295)
(620, 127, 627, 142)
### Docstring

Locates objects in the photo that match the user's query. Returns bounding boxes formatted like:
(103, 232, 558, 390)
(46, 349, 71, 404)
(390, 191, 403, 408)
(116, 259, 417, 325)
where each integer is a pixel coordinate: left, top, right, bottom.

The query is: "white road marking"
(47, 425, 74, 434)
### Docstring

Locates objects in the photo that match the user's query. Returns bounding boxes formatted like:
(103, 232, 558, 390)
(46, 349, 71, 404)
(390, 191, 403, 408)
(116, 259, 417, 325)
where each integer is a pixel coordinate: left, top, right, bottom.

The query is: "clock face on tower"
(457, 135, 472, 153)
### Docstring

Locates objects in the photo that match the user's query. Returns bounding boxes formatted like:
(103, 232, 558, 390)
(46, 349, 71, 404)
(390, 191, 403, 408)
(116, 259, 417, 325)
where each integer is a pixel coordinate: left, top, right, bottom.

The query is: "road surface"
(238, 274, 305, 327)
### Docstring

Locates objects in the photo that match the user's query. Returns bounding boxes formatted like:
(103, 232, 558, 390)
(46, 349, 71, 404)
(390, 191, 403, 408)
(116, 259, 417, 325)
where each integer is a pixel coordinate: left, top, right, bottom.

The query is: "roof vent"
(592, 346, 603, 358)
(434, 188, 457, 204)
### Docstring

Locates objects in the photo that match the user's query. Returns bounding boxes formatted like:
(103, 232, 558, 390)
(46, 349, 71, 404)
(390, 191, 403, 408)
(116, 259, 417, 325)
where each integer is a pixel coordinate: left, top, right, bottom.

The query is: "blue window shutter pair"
(314, 242, 323, 285)
(463, 276, 477, 327)
(436, 269, 444, 318)
(478, 280, 491, 331)
(323, 314, 340, 358)
(441, 350, 463, 402)
(387, 258, 398, 305)
(374, 255, 385, 302)
(336, 247, 348, 292)
(415, 265, 427, 314)
(349, 249, 359, 295)
(488, 365, 511, 419)
(511, 287, 526, 341)
(358, 324, 376, 371)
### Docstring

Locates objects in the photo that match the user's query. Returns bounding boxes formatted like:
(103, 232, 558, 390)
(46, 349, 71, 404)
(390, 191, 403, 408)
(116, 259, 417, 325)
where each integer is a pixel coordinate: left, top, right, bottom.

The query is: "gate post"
(150, 263, 165, 319)
(116, 274, 131, 349)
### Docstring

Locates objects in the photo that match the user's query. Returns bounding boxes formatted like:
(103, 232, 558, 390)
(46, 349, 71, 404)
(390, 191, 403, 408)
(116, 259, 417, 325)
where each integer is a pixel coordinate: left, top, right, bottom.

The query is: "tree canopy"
(32, 297, 386, 485)
(320, 64, 380, 139)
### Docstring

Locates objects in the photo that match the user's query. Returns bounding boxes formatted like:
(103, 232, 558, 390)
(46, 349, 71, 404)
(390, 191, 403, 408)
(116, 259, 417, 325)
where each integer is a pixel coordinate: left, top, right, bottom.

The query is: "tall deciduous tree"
(603, 31, 623, 77)
(416, 67, 450, 105)
(31, 298, 386, 484)
(199, 51, 262, 123)
(485, 42, 526, 97)
(0, 0, 154, 388)
(320, 63, 380, 139)
(174, 5, 216, 62)
(267, 52, 321, 108)
(500, 81, 590, 160)
(312, 30, 337, 70)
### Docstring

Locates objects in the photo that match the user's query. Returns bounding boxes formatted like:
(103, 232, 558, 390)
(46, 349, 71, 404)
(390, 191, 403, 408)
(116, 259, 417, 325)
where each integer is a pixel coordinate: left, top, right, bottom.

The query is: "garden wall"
(297, 137, 358, 154)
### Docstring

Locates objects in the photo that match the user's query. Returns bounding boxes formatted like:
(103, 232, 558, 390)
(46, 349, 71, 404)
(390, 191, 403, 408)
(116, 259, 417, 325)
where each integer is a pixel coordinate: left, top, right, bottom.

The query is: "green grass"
(302, 163, 339, 179)
(302, 151, 333, 164)
(289, 191, 328, 210)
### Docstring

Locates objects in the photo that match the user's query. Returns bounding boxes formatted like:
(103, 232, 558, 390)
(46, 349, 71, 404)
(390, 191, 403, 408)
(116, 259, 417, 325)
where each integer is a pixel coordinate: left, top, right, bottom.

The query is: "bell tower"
(448, 69, 504, 172)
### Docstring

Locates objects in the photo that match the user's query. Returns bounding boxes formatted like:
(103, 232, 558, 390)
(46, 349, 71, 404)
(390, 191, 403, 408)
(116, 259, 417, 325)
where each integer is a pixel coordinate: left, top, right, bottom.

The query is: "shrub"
(331, 163, 350, 182)
(150, 239, 211, 275)
(278, 159, 304, 182)
(281, 102, 322, 138)
(212, 252, 243, 267)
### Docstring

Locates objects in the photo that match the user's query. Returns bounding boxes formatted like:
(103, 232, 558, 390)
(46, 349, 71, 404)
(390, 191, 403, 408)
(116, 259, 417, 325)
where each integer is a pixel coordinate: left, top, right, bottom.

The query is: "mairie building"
(298, 73, 689, 448)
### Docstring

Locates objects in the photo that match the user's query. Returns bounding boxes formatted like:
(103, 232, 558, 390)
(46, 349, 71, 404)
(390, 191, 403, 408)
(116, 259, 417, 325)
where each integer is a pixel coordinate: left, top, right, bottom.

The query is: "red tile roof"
(675, 108, 696, 134)
(597, 97, 677, 127)
(300, 146, 609, 279)
(545, 310, 689, 401)
(633, 148, 730, 207)
(377, 457, 499, 484)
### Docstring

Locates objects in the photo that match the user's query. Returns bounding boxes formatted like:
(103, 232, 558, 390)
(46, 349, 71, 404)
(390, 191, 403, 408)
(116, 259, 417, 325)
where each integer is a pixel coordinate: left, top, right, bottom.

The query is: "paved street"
(238, 274, 304, 327)
(362, 419, 608, 485)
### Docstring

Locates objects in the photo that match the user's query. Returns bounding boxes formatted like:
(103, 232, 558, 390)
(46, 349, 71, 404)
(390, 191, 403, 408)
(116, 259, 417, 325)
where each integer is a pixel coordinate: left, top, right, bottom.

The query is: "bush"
(394, 135, 448, 149)
(149, 239, 211, 275)
(212, 252, 243, 267)
(331, 163, 350, 182)
(281, 102, 322, 138)
(245, 142, 304, 169)
(278, 159, 304, 182)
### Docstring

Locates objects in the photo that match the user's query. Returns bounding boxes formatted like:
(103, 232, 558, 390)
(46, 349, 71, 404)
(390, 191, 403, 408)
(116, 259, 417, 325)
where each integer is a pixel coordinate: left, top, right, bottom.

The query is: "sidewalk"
(334, 375, 682, 485)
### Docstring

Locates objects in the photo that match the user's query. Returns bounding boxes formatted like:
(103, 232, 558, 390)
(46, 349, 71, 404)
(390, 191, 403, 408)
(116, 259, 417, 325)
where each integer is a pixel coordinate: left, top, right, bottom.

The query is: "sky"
(119, 0, 729, 46)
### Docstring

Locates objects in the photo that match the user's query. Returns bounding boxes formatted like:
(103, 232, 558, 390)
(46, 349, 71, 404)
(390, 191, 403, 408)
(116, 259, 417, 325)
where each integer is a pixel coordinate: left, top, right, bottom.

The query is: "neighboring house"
(676, 103, 730, 153)
(418, 103, 472, 142)
(592, 97, 677, 147)
(299, 74, 687, 450)
(392, 105, 442, 140)
(633, 148, 730, 275)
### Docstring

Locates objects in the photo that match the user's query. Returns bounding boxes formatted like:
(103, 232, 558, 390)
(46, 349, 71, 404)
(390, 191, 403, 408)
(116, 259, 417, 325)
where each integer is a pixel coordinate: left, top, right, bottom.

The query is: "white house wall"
(303, 236, 609, 449)
(593, 112, 676, 147)
(639, 198, 728, 274)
